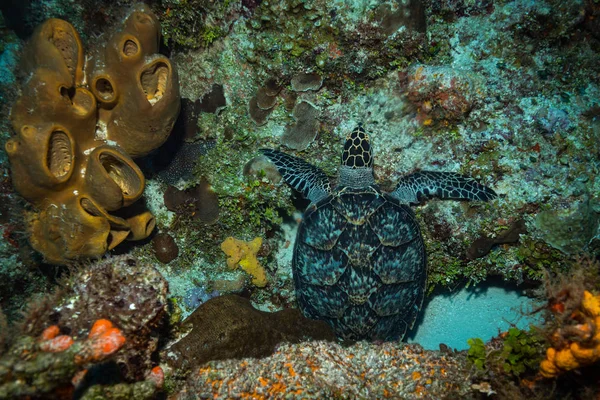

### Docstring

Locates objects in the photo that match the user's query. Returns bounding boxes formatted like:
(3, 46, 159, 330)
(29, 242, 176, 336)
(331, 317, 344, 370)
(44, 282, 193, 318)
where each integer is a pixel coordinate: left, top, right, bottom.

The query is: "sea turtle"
(261, 125, 497, 341)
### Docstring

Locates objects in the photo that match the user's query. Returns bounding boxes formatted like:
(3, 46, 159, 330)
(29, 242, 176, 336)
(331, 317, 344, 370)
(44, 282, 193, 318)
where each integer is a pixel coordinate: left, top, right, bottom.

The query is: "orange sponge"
(539, 291, 600, 378)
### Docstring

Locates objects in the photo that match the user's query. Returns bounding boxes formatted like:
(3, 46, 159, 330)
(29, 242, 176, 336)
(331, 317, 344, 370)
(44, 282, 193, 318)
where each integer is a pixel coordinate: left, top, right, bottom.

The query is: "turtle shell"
(292, 185, 426, 341)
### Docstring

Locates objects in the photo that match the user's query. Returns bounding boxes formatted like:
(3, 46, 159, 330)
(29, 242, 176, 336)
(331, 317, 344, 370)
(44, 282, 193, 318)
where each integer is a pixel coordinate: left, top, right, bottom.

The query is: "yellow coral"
(221, 237, 267, 287)
(539, 290, 600, 378)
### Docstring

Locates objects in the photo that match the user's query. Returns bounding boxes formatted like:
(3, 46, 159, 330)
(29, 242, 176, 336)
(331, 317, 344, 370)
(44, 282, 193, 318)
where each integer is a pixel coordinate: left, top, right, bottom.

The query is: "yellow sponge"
(221, 237, 267, 287)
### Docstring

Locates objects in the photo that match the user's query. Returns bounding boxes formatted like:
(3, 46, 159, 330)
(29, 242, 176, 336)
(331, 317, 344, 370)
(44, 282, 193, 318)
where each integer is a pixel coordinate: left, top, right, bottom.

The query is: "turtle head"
(341, 125, 373, 169)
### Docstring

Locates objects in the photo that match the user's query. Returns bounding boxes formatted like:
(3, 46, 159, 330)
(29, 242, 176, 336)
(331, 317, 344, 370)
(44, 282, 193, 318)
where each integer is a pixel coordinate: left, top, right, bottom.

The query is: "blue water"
(407, 281, 544, 350)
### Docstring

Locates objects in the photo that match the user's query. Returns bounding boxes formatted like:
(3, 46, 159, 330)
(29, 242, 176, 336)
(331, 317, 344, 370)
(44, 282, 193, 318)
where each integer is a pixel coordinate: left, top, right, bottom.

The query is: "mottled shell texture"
(293, 186, 426, 341)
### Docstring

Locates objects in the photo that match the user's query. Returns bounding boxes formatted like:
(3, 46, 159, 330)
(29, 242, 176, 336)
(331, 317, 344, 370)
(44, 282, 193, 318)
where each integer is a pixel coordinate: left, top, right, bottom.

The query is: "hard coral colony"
(5, 4, 180, 264)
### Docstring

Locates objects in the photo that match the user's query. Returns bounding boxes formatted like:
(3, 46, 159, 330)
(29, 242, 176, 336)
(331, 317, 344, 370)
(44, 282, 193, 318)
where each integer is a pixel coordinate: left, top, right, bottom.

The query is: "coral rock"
(249, 95, 272, 125)
(221, 237, 266, 287)
(174, 340, 470, 399)
(0, 320, 126, 399)
(20, 255, 168, 381)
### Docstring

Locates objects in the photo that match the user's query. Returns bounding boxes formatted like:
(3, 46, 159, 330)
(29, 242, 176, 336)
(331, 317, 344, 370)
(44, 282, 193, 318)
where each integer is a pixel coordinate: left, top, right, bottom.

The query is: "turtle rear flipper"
(390, 171, 497, 205)
(260, 149, 331, 203)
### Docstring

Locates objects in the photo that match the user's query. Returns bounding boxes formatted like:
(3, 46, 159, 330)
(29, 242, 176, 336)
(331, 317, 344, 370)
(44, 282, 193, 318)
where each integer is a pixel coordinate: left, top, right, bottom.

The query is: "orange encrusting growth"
(40, 325, 60, 341)
(148, 366, 165, 388)
(539, 290, 600, 378)
(39, 335, 75, 352)
(87, 319, 126, 362)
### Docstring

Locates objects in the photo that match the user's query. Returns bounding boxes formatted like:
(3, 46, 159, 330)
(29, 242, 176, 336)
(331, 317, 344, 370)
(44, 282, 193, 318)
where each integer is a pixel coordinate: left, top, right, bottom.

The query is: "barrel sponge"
(29, 196, 131, 264)
(5, 4, 175, 264)
(87, 3, 181, 158)
(19, 18, 85, 86)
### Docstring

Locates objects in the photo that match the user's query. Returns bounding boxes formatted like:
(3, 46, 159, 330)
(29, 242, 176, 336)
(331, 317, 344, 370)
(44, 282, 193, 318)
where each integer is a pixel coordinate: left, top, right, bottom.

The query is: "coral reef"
(1, 0, 600, 398)
(221, 236, 266, 287)
(248, 78, 284, 126)
(466, 219, 527, 260)
(5, 4, 180, 264)
(540, 290, 600, 378)
(175, 341, 470, 399)
(290, 72, 323, 92)
(164, 295, 334, 371)
(159, 0, 240, 49)
(467, 327, 545, 377)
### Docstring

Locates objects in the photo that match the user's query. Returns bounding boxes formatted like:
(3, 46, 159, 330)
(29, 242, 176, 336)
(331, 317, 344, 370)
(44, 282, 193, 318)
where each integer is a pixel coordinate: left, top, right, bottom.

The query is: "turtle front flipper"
(390, 171, 497, 205)
(260, 149, 331, 203)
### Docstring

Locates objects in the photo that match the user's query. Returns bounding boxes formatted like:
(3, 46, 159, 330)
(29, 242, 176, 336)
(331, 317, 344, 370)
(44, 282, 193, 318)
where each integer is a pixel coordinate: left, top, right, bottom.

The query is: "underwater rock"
(280, 101, 320, 150)
(152, 232, 179, 264)
(165, 295, 335, 370)
(0, 319, 139, 399)
(535, 199, 599, 255)
(159, 0, 240, 49)
(174, 340, 470, 399)
(19, 255, 168, 381)
(171, 86, 225, 142)
(507, 0, 585, 39)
